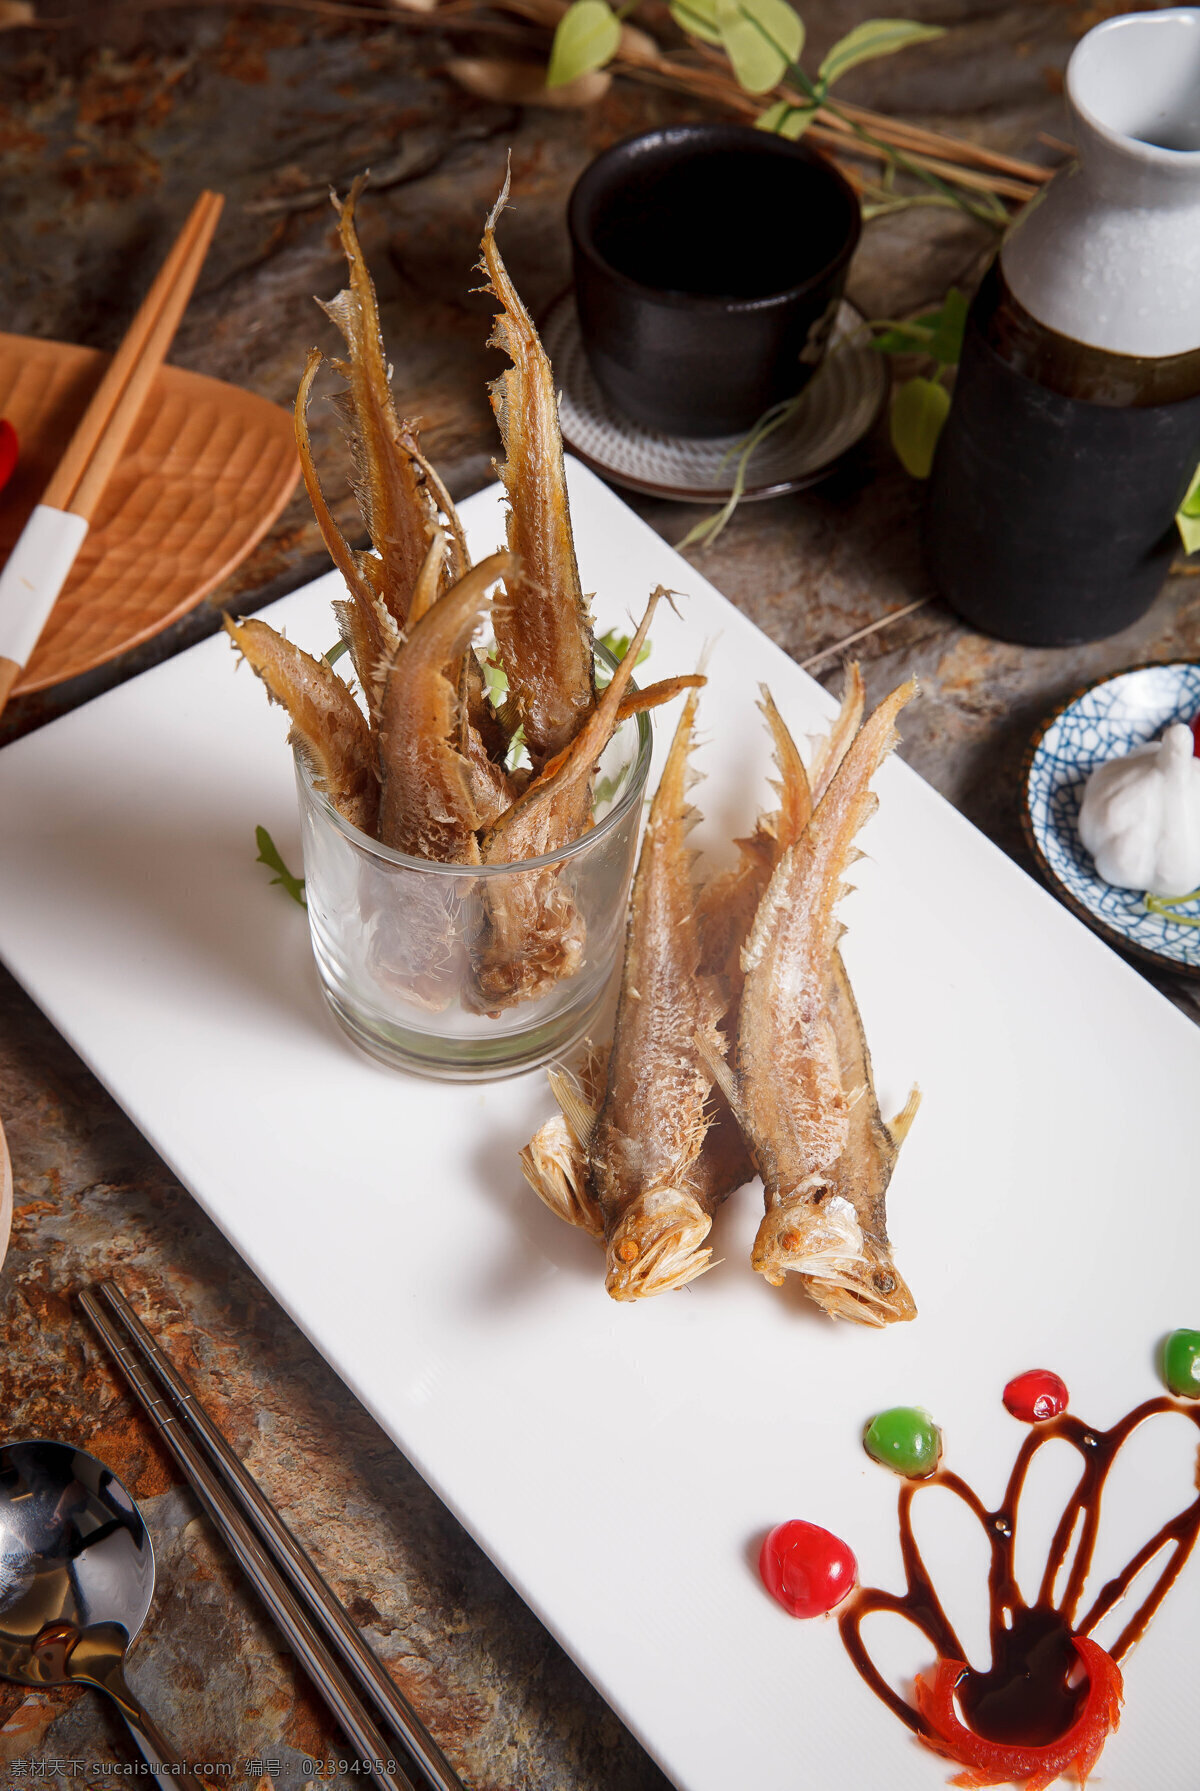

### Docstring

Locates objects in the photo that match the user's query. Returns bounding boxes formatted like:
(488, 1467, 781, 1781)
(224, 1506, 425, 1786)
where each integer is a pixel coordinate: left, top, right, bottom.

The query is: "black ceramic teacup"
(567, 123, 861, 438)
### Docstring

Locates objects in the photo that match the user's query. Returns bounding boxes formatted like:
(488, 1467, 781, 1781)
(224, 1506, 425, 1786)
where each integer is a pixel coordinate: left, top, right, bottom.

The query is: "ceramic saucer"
(540, 293, 888, 503)
(1022, 660, 1200, 976)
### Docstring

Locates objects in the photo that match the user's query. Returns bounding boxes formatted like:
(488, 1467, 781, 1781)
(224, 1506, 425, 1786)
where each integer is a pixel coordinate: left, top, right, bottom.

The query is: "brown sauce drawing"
(839, 1396, 1200, 1780)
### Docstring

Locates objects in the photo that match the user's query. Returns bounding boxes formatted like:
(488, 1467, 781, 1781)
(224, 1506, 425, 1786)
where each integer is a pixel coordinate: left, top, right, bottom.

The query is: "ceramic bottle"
(926, 8, 1200, 647)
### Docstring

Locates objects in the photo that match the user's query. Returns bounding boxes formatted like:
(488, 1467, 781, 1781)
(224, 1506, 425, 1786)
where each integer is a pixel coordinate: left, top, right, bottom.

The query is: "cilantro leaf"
(599, 627, 651, 667)
(255, 826, 306, 907)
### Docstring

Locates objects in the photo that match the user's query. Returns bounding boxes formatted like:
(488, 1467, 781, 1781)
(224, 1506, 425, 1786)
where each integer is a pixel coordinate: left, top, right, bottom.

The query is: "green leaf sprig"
(255, 826, 307, 907)
(546, 0, 949, 174)
(1177, 462, 1200, 556)
(1144, 887, 1200, 927)
(871, 288, 966, 478)
(547, 0, 623, 86)
(678, 285, 968, 549)
(598, 626, 652, 667)
(750, 14, 944, 130)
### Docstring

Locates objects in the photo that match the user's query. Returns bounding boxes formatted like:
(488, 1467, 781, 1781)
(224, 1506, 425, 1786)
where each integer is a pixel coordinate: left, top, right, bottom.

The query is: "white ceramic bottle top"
(1001, 8, 1200, 360)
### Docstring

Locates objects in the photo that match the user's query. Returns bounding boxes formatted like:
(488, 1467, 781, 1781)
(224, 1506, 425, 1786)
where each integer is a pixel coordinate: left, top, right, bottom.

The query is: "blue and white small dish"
(1023, 661, 1200, 977)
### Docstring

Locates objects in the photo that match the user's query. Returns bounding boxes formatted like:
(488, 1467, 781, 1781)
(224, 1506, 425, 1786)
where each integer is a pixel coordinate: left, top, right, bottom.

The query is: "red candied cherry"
(0, 419, 16, 495)
(1003, 1369, 1069, 1423)
(759, 1519, 857, 1618)
(1191, 714, 1200, 757)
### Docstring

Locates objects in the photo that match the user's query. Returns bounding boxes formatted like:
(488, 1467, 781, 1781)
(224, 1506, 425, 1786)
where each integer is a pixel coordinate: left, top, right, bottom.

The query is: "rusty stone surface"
(0, 0, 1198, 1783)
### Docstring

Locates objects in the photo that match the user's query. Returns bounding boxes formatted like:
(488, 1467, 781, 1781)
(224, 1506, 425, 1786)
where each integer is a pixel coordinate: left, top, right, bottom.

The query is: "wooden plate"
(0, 333, 300, 694)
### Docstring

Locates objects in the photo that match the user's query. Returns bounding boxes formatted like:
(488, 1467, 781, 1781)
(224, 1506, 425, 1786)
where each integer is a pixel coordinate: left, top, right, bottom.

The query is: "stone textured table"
(0, 1, 1196, 1784)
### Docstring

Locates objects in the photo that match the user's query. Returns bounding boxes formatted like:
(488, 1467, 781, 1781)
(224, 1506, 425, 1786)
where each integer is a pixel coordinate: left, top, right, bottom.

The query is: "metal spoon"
(0, 1439, 181, 1767)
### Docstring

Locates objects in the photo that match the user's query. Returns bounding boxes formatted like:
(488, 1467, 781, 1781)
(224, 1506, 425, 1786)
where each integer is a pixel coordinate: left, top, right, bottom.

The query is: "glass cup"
(295, 681, 651, 1081)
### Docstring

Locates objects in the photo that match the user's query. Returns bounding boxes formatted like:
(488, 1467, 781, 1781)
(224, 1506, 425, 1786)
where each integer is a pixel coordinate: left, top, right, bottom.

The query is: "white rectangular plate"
(2, 460, 1198, 1790)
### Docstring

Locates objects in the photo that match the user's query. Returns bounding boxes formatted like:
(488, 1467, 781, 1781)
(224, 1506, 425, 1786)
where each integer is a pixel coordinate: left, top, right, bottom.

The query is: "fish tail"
(757, 686, 813, 850)
(752, 678, 916, 973)
(809, 660, 866, 802)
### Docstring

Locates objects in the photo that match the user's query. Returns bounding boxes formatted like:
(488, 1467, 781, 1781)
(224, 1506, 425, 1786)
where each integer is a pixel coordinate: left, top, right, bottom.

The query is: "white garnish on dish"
(1078, 722, 1200, 896)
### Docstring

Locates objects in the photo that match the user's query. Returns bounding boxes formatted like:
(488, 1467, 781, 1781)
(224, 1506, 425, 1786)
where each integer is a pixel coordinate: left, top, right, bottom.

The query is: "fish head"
(802, 1247, 917, 1327)
(751, 1192, 916, 1326)
(605, 1186, 713, 1301)
(519, 1116, 604, 1239)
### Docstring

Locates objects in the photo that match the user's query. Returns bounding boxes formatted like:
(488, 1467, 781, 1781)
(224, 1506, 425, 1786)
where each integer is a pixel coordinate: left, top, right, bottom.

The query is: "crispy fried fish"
(294, 177, 474, 738)
(480, 172, 595, 772)
(697, 668, 864, 1006)
(732, 679, 918, 1321)
(692, 668, 867, 1208)
(521, 687, 727, 1299)
(374, 551, 514, 862)
(224, 617, 378, 835)
(467, 591, 663, 1014)
(321, 177, 463, 635)
(811, 953, 920, 1323)
(521, 671, 871, 1280)
(590, 687, 727, 1299)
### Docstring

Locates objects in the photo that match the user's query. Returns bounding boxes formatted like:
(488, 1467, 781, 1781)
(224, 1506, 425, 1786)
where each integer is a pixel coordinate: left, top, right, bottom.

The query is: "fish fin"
(758, 686, 813, 850)
(695, 1029, 738, 1111)
(887, 1084, 922, 1147)
(614, 673, 706, 722)
(482, 587, 660, 853)
(809, 660, 866, 802)
(409, 529, 447, 626)
(548, 1066, 598, 1149)
(294, 349, 386, 673)
(402, 423, 470, 584)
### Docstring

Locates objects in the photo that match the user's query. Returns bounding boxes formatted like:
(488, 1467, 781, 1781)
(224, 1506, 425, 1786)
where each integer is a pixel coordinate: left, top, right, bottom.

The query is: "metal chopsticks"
(79, 1282, 466, 1791)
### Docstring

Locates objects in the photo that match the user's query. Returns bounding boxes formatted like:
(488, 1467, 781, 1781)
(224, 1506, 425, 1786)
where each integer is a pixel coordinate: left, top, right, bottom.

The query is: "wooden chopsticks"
(80, 1282, 467, 1791)
(0, 190, 223, 717)
(44, 190, 224, 521)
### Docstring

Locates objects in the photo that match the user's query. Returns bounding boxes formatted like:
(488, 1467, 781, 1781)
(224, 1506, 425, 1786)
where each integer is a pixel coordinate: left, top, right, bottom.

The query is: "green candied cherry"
(864, 1406, 942, 1478)
(1160, 1329, 1200, 1398)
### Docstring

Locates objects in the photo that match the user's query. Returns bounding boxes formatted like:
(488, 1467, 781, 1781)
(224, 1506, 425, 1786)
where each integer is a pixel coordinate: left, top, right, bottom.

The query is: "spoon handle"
(67, 1624, 183, 1770)
(113, 1694, 180, 1773)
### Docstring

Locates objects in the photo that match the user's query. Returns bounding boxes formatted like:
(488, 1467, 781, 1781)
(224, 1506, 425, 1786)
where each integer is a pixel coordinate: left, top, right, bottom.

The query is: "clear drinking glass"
(296, 690, 651, 1080)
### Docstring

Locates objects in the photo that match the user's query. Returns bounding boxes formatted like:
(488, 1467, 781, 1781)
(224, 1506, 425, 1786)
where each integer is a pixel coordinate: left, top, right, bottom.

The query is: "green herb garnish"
(599, 627, 651, 668)
(480, 649, 510, 707)
(1177, 462, 1200, 556)
(1144, 888, 1200, 926)
(255, 826, 306, 907)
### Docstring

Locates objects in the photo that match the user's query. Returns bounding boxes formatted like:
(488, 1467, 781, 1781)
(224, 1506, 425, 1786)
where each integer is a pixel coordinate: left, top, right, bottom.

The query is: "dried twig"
(800, 598, 930, 671)
(803, 122, 1039, 202)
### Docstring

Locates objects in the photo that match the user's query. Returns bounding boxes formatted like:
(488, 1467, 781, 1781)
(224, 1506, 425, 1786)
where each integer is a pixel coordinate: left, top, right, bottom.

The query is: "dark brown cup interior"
(568, 124, 861, 437)
(587, 140, 856, 301)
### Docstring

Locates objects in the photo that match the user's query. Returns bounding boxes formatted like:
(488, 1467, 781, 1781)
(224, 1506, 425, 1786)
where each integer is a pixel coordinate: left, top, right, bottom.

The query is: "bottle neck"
(972, 260, 1200, 407)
